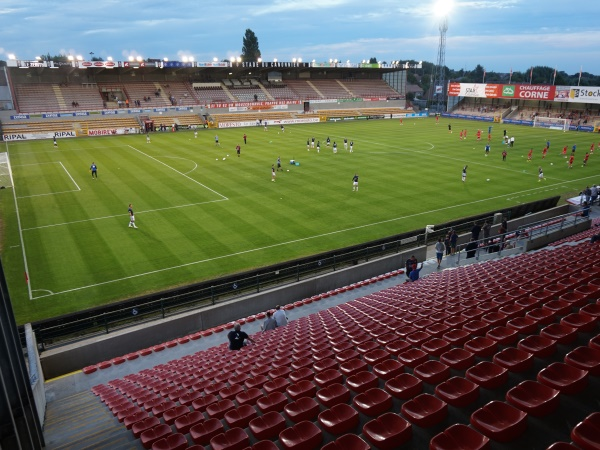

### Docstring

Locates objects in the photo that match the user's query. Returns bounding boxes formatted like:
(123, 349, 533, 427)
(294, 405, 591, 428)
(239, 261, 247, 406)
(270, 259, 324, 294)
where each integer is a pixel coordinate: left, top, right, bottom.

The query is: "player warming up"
(146, 134, 151, 144)
(271, 165, 276, 182)
(53, 136, 58, 148)
(90, 162, 98, 179)
(462, 165, 468, 182)
(538, 166, 545, 182)
(352, 174, 359, 191)
(128, 204, 138, 229)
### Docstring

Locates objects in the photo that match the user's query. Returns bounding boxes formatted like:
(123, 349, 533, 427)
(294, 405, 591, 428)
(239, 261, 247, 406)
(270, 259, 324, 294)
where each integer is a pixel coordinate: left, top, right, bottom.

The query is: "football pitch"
(1, 117, 597, 324)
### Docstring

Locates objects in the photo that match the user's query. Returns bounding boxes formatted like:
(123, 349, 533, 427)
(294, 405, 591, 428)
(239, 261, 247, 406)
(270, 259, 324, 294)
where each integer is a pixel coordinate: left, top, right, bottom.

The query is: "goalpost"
(532, 116, 571, 132)
(0, 152, 12, 189)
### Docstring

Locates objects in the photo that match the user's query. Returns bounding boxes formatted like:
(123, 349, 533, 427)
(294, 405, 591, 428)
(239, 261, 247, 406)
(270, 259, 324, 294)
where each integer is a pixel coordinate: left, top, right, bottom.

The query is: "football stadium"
(2, 19, 600, 450)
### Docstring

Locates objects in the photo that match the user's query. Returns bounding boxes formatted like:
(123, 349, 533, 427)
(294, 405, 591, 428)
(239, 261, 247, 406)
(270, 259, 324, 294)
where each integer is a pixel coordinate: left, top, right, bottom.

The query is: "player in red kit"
(542, 147, 548, 159)
(590, 143, 595, 154)
(459, 130, 464, 140)
(476, 129, 482, 141)
(583, 152, 590, 166)
(562, 146, 568, 158)
(527, 148, 533, 162)
(568, 154, 575, 168)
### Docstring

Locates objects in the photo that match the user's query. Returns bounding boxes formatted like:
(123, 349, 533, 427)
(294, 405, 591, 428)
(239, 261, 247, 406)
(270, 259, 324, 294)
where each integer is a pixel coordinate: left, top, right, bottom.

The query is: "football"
(551, 163, 553, 165)
(486, 178, 490, 181)
(222, 158, 226, 160)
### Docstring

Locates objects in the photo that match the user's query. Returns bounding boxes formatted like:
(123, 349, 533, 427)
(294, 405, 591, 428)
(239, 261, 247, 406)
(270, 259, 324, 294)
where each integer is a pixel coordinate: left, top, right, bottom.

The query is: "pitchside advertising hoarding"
(448, 82, 600, 103)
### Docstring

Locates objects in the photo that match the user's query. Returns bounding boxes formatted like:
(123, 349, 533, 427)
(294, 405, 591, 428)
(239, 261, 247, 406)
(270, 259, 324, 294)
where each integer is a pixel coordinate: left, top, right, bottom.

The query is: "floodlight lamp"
(257, 57, 262, 63)
(213, 57, 218, 62)
(334, 59, 338, 64)
(292, 58, 297, 63)
(298, 58, 302, 63)
(67, 55, 74, 61)
(136, 56, 142, 62)
(128, 56, 134, 62)
(434, 0, 453, 17)
(329, 58, 333, 63)
(273, 58, 277, 62)
(76, 55, 83, 61)
(236, 56, 242, 63)
(189, 56, 194, 62)
(163, 57, 168, 62)
(182, 56, 188, 62)
(35, 56, 41, 61)
(7, 53, 16, 60)
(107, 56, 113, 61)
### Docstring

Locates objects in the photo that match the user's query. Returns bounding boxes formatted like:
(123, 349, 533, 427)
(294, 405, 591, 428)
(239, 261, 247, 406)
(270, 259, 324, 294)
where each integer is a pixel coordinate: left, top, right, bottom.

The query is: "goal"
(533, 116, 571, 132)
(0, 152, 12, 189)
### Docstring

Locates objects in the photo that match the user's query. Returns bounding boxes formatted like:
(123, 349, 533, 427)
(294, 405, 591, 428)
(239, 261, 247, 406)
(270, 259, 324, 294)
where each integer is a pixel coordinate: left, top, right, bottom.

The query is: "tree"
(369, 57, 378, 64)
(241, 29, 261, 62)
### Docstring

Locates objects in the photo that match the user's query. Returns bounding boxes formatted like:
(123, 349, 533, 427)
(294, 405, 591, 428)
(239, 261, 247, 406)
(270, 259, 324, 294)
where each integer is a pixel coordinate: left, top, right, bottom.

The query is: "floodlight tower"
(432, 1, 451, 112)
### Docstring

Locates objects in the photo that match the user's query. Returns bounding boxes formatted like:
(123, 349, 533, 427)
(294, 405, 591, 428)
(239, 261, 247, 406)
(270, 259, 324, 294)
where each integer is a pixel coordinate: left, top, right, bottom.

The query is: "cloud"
(253, 0, 351, 16)
(82, 29, 120, 36)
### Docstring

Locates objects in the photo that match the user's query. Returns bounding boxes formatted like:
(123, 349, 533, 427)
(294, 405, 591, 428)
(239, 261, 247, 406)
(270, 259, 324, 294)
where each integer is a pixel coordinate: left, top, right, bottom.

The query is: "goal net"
(0, 152, 12, 189)
(533, 116, 571, 132)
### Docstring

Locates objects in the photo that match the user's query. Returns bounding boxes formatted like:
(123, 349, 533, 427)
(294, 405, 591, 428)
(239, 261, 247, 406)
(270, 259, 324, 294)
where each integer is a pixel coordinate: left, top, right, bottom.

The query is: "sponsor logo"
(3, 134, 26, 141)
(74, 111, 89, 116)
(88, 129, 117, 136)
(54, 131, 76, 137)
(571, 88, 600, 98)
(10, 114, 30, 120)
(43, 113, 60, 118)
(502, 85, 515, 97)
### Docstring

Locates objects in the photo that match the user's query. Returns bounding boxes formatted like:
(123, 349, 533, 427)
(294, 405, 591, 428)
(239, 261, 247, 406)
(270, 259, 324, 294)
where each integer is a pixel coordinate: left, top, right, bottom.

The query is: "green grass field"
(1, 117, 597, 324)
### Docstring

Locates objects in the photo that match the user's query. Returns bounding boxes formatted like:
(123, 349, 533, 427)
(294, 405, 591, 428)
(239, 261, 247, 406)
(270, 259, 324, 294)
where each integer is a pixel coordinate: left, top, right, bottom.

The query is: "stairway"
(220, 84, 237, 102)
(43, 391, 142, 449)
(53, 85, 67, 110)
(337, 79, 355, 97)
(257, 81, 275, 101)
(306, 80, 324, 98)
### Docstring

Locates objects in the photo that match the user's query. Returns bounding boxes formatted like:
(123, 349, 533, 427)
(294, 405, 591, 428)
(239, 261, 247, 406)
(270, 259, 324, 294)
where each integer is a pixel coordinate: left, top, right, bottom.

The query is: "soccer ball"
(287, 169, 289, 172)
(550, 163, 553, 165)
(216, 158, 218, 161)
(223, 157, 226, 160)
(227, 154, 229, 157)
(486, 179, 490, 181)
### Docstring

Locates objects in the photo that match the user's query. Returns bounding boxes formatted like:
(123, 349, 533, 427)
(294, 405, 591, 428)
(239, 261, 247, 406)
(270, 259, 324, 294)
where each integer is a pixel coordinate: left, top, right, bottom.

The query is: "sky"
(1, 0, 599, 75)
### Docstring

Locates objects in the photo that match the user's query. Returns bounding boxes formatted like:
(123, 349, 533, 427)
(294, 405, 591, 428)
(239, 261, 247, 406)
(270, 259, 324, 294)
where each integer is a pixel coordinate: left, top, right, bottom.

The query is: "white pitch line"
(58, 161, 81, 192)
(31, 179, 585, 299)
(22, 198, 228, 231)
(18, 189, 80, 199)
(128, 145, 227, 200)
(156, 155, 199, 175)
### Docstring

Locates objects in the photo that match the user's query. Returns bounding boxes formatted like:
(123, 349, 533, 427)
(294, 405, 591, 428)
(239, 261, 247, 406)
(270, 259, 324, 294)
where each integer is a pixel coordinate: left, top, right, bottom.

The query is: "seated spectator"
(405, 255, 417, 278)
(581, 201, 590, 218)
(409, 263, 423, 282)
(261, 311, 278, 332)
(228, 323, 255, 350)
(591, 234, 600, 244)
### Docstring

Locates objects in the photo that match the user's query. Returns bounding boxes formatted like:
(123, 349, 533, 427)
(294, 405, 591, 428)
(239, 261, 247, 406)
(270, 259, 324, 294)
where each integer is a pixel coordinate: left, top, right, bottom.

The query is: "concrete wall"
(39, 246, 426, 379)
(523, 220, 590, 251)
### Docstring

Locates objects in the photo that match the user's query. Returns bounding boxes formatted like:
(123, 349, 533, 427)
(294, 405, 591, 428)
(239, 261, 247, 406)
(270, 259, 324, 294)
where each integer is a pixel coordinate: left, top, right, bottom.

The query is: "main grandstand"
(1, 58, 600, 450)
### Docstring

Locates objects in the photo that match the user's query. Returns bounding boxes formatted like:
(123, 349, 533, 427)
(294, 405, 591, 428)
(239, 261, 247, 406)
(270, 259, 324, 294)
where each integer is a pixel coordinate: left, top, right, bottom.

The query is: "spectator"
(405, 255, 417, 279)
(273, 305, 288, 327)
(465, 238, 478, 259)
(580, 201, 590, 218)
(591, 234, 600, 244)
(591, 185, 598, 205)
(471, 222, 482, 240)
(261, 311, 278, 332)
(435, 238, 445, 269)
(444, 232, 451, 256)
(482, 221, 491, 245)
(409, 263, 423, 282)
(228, 323, 255, 350)
(449, 229, 458, 255)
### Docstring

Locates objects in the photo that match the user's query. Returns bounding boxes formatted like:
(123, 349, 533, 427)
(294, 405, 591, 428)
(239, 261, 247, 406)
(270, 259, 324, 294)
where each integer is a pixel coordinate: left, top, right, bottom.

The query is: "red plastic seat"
(219, 384, 244, 400)
(565, 346, 600, 376)
(545, 442, 579, 450)
(318, 403, 360, 435)
(140, 424, 172, 449)
(421, 338, 451, 357)
(224, 404, 258, 429)
(283, 397, 320, 423)
(590, 334, 600, 351)
(541, 323, 578, 345)
(559, 292, 588, 307)
(178, 391, 202, 407)
(406, 330, 432, 346)
(191, 394, 218, 413)
(256, 391, 288, 414)
(561, 313, 597, 332)
(543, 299, 572, 317)
(209, 428, 250, 450)
(486, 326, 519, 345)
(316, 382, 351, 407)
(235, 387, 263, 406)
(335, 348, 360, 364)
(289, 367, 314, 383)
(372, 358, 404, 380)
(537, 362, 589, 394)
(362, 412, 413, 450)
(363, 348, 392, 366)
(440, 348, 475, 370)
(133, 416, 161, 438)
(464, 337, 497, 357)
(249, 411, 287, 440)
(385, 339, 411, 356)
(245, 374, 269, 390)
(314, 368, 344, 387)
(123, 410, 148, 429)
(463, 320, 491, 337)
(162, 405, 190, 425)
(397, 348, 429, 368)
(352, 387, 393, 416)
(322, 434, 371, 450)
(346, 370, 379, 393)
(263, 377, 291, 395)
(339, 358, 368, 377)
(279, 420, 323, 450)
(413, 360, 451, 385)
(401, 393, 448, 428)
(152, 400, 177, 419)
(571, 412, 600, 450)
(206, 399, 235, 420)
(470, 401, 527, 443)
(435, 376, 479, 407)
(506, 317, 538, 335)
(526, 308, 555, 325)
(190, 418, 225, 446)
(466, 362, 508, 390)
(430, 424, 490, 450)
(174, 410, 204, 434)
(517, 335, 557, 358)
(151, 433, 187, 450)
(493, 347, 534, 373)
(286, 380, 317, 401)
(506, 380, 560, 417)
(384, 373, 423, 399)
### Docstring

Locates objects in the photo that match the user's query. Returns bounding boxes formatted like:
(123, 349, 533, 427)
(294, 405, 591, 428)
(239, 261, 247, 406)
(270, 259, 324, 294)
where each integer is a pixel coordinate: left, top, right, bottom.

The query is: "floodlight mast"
(433, 14, 448, 113)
